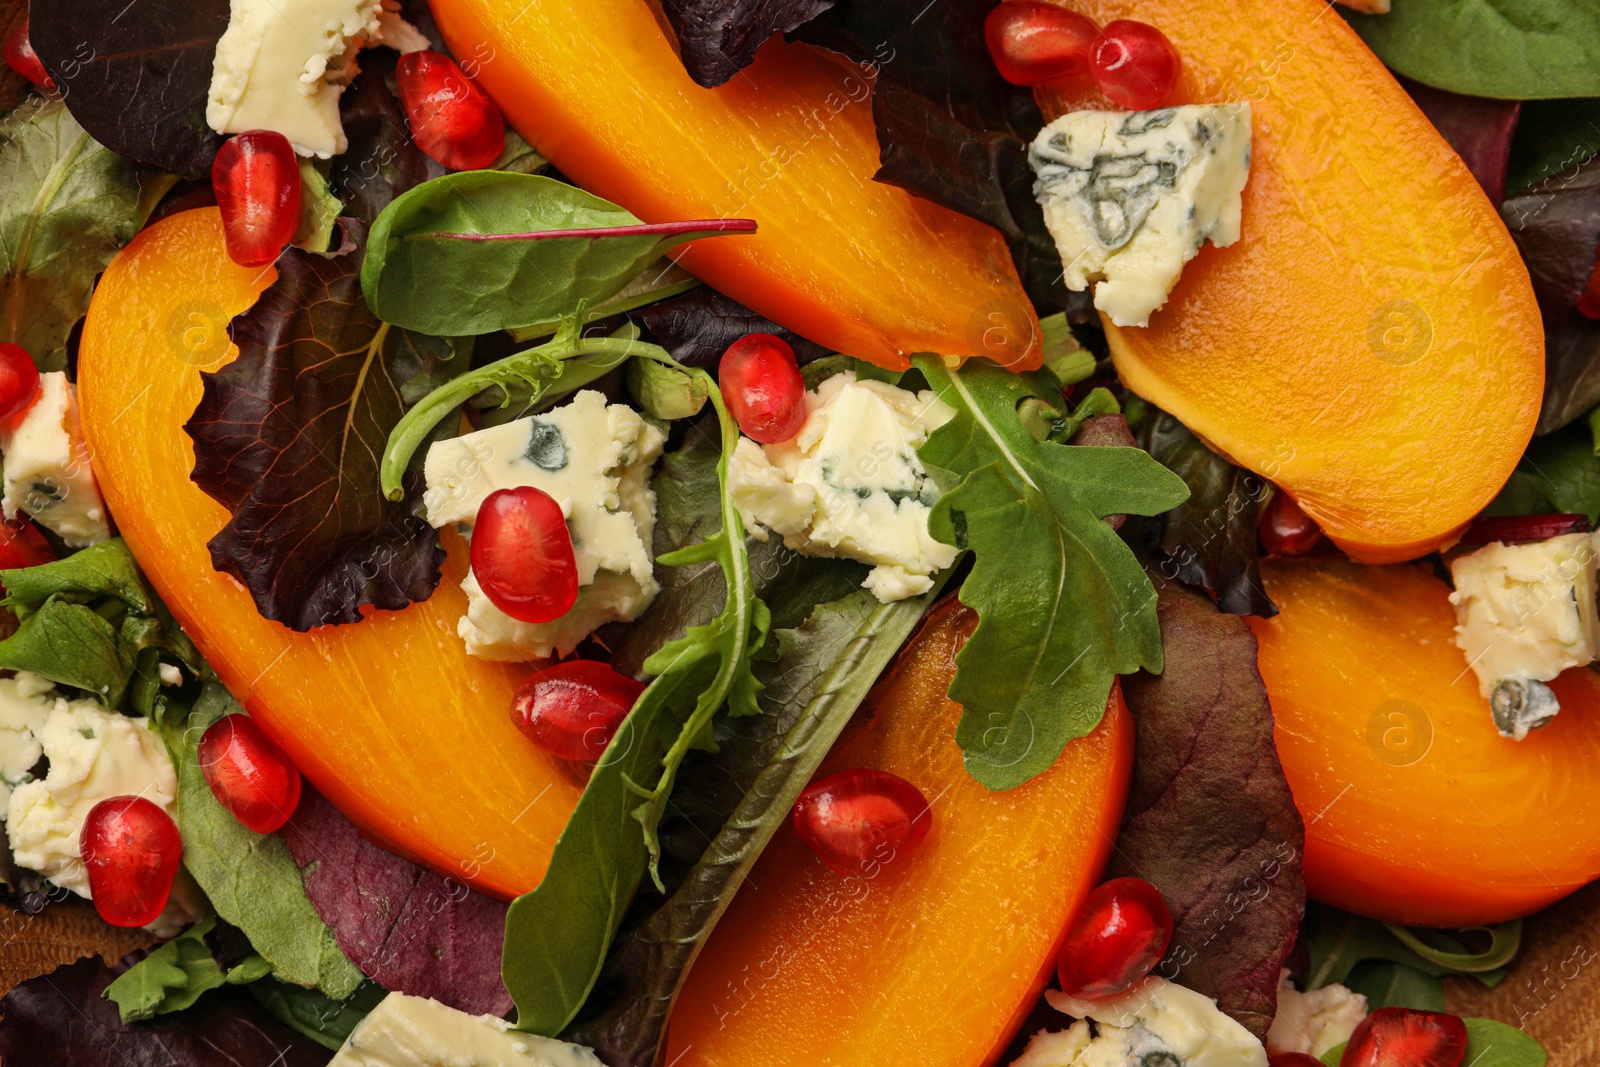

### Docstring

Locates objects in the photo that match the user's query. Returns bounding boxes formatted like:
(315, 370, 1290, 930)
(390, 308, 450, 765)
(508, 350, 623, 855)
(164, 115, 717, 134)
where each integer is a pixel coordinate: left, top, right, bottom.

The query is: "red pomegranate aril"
(471, 486, 579, 624)
(4, 19, 54, 92)
(1091, 20, 1181, 110)
(719, 333, 807, 444)
(1269, 1055, 1327, 1067)
(0, 517, 55, 571)
(80, 796, 183, 928)
(212, 131, 302, 268)
(395, 50, 506, 171)
(1458, 513, 1592, 546)
(0, 342, 39, 421)
(984, 2, 1100, 87)
(1341, 1008, 1468, 1067)
(511, 659, 646, 760)
(1260, 490, 1323, 556)
(197, 713, 304, 833)
(1056, 876, 1174, 999)
(792, 768, 931, 876)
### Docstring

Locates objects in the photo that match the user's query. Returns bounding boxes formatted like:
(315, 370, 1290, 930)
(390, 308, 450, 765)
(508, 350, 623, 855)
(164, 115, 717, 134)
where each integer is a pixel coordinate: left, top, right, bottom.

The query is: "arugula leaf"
(661, 0, 835, 87)
(1304, 902, 1516, 990)
(0, 100, 171, 371)
(249, 980, 387, 1052)
(362, 171, 755, 336)
(105, 914, 272, 1023)
(164, 685, 364, 999)
(913, 355, 1189, 789)
(0, 537, 154, 613)
(1322, 1019, 1546, 1067)
(0, 597, 134, 705)
(185, 242, 446, 631)
(502, 378, 770, 1037)
(1341, 960, 1444, 1012)
(569, 581, 945, 1064)
(1345, 1, 1600, 100)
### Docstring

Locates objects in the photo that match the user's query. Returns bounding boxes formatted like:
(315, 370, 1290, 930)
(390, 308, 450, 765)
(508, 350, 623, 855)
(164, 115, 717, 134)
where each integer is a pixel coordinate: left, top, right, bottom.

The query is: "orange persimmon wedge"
(667, 596, 1132, 1066)
(1040, 0, 1543, 562)
(78, 208, 582, 900)
(1247, 558, 1600, 927)
(427, 0, 1039, 371)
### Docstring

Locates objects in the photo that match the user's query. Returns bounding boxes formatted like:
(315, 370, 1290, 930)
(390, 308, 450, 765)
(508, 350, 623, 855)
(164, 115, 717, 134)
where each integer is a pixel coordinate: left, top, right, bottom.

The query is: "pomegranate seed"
(1341, 1008, 1468, 1067)
(212, 131, 302, 268)
(4, 18, 54, 92)
(792, 768, 931, 876)
(471, 486, 579, 624)
(80, 796, 183, 928)
(1091, 20, 1181, 110)
(1459, 513, 1592, 546)
(395, 50, 506, 171)
(0, 517, 55, 572)
(719, 333, 807, 444)
(197, 714, 303, 834)
(511, 659, 645, 760)
(1056, 876, 1174, 999)
(0, 342, 40, 421)
(1269, 1055, 1327, 1067)
(984, 2, 1100, 87)
(1577, 242, 1600, 319)
(1260, 490, 1323, 556)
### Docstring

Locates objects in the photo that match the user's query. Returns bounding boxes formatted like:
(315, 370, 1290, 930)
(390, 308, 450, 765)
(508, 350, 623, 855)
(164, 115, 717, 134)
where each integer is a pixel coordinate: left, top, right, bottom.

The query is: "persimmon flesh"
(667, 597, 1133, 1066)
(1040, 0, 1543, 562)
(1247, 558, 1600, 926)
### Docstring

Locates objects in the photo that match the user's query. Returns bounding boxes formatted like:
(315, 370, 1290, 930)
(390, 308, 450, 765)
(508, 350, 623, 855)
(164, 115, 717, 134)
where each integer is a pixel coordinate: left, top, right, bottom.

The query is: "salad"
(0, 0, 1590, 1064)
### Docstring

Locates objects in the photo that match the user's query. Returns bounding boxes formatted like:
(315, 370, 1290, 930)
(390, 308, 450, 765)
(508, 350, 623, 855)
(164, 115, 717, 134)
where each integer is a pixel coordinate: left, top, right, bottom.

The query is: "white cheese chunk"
(329, 992, 605, 1067)
(728, 372, 957, 602)
(1449, 531, 1600, 738)
(1029, 977, 1267, 1067)
(0, 372, 110, 547)
(1030, 105, 1253, 327)
(423, 391, 665, 661)
(0, 672, 57, 811)
(1266, 970, 1368, 1058)
(5, 690, 177, 899)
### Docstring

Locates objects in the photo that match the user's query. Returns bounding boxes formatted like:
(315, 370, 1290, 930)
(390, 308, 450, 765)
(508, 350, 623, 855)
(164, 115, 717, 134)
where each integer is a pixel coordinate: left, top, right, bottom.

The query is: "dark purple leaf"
(1111, 583, 1305, 1038)
(281, 788, 511, 1017)
(184, 242, 444, 631)
(0, 956, 331, 1067)
(634, 287, 830, 367)
(1459, 512, 1592, 545)
(1401, 78, 1520, 206)
(1500, 156, 1600, 432)
(660, 0, 835, 88)
(30, 0, 228, 172)
(327, 67, 439, 225)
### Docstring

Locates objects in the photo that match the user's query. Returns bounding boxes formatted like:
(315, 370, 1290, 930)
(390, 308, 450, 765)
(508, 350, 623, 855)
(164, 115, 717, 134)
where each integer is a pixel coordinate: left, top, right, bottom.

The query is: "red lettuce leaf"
(1111, 582, 1304, 1037)
(1401, 78, 1520, 206)
(659, 0, 835, 88)
(328, 66, 440, 225)
(633, 287, 829, 368)
(281, 788, 511, 1017)
(0, 955, 331, 1066)
(184, 241, 445, 631)
(31, 0, 228, 172)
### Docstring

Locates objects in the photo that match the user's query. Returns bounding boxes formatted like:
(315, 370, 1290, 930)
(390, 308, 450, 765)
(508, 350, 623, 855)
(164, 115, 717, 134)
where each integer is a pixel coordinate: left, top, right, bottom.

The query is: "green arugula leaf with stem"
(913, 355, 1190, 789)
(361, 171, 752, 336)
(503, 348, 769, 1037)
(105, 914, 272, 1023)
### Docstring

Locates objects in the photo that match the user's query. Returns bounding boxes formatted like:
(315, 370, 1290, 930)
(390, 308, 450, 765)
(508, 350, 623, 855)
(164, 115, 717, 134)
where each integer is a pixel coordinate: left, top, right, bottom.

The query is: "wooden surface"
(0, 898, 156, 994)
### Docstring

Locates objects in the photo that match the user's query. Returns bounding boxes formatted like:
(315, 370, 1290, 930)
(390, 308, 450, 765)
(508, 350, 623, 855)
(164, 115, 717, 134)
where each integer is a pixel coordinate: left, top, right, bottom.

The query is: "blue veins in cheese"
(329, 992, 605, 1067)
(1029, 105, 1253, 328)
(422, 391, 666, 661)
(1012, 977, 1268, 1067)
(0, 371, 110, 547)
(729, 372, 957, 603)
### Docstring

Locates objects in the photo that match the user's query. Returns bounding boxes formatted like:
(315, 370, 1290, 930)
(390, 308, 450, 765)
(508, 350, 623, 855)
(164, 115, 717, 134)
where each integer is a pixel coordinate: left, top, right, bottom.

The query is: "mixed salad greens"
(0, 0, 1594, 1064)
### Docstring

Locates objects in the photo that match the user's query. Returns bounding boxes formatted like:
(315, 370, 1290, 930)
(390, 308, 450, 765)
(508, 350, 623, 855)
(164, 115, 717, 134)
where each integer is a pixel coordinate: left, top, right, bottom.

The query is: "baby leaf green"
(914, 355, 1189, 790)
(362, 171, 753, 336)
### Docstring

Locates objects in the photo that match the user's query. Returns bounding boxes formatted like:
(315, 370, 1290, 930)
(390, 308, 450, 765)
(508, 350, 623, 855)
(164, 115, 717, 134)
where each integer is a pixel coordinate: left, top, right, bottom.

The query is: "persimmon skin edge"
(78, 208, 583, 900)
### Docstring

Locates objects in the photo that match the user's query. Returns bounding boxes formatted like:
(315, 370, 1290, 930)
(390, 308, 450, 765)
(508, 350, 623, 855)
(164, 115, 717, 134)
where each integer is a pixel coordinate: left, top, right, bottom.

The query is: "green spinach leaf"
(0, 101, 171, 371)
(1345, 1, 1600, 100)
(0, 597, 134, 705)
(105, 914, 272, 1023)
(1341, 960, 1444, 1012)
(248, 980, 387, 1052)
(0, 538, 154, 614)
(362, 171, 754, 336)
(1304, 902, 1515, 990)
(913, 355, 1189, 789)
(502, 374, 770, 1037)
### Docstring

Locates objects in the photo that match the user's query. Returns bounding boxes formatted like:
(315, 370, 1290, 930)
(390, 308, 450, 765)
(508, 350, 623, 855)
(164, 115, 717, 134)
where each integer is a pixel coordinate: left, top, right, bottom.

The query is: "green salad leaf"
(0, 538, 154, 613)
(913, 355, 1190, 789)
(502, 368, 769, 1037)
(248, 980, 387, 1052)
(292, 159, 342, 254)
(0, 597, 135, 705)
(1344, 1, 1600, 100)
(1304, 902, 1515, 992)
(105, 914, 272, 1023)
(362, 171, 754, 336)
(1340, 959, 1445, 1012)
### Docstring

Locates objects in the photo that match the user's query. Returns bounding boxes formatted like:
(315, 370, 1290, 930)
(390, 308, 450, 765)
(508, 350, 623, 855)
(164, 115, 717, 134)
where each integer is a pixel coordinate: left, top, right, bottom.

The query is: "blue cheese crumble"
(422, 391, 666, 661)
(1029, 105, 1252, 327)
(729, 372, 957, 602)
(0, 372, 110, 547)
(1014, 977, 1267, 1067)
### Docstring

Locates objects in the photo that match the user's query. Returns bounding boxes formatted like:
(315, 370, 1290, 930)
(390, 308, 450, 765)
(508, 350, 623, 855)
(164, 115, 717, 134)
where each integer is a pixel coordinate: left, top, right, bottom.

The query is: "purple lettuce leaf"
(659, 0, 835, 88)
(280, 788, 511, 1017)
(634, 286, 830, 367)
